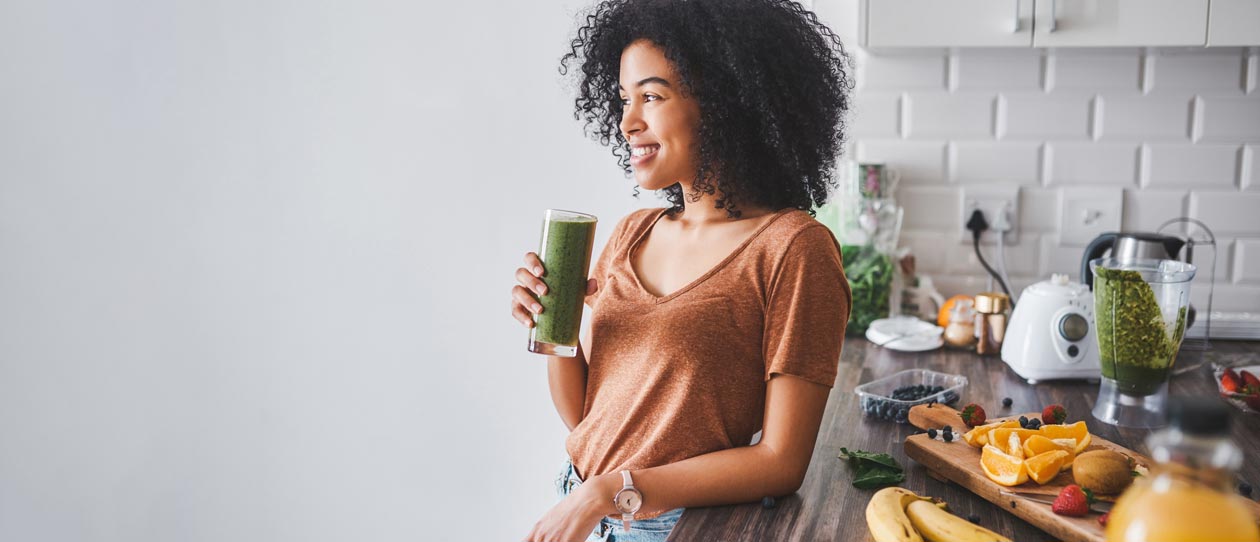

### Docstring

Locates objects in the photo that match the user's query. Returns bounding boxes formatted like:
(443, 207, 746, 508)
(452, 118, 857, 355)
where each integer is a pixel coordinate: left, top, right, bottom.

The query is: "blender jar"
(1090, 257, 1196, 428)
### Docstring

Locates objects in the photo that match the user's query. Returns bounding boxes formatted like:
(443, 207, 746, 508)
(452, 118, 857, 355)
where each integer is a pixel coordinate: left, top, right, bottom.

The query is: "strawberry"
(1222, 369, 1242, 393)
(1053, 484, 1090, 517)
(1242, 370, 1260, 390)
(960, 403, 986, 427)
(1098, 512, 1110, 527)
(1042, 404, 1067, 425)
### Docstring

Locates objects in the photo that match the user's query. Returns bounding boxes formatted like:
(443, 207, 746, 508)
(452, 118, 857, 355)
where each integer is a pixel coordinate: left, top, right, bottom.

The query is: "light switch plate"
(1060, 187, 1124, 246)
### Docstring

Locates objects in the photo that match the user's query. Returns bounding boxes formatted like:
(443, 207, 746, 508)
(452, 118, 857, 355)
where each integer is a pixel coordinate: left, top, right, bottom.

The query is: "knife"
(999, 489, 1113, 514)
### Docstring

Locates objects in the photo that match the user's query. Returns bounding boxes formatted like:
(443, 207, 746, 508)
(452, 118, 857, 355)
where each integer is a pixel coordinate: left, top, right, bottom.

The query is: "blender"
(1090, 257, 1196, 428)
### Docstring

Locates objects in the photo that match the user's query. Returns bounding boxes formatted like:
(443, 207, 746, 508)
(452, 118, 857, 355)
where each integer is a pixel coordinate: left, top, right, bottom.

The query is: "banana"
(865, 487, 932, 542)
(905, 499, 1013, 542)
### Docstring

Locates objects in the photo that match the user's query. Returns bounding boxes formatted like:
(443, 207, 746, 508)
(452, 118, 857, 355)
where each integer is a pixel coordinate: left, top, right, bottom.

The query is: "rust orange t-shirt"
(566, 207, 851, 516)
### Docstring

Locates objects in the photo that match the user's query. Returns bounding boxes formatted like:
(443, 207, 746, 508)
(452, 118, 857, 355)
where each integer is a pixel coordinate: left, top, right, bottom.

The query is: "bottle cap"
(973, 292, 1010, 314)
(1167, 397, 1229, 436)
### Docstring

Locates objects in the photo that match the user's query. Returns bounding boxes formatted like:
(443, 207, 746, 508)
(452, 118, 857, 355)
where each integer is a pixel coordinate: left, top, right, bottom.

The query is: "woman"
(510, 1, 853, 540)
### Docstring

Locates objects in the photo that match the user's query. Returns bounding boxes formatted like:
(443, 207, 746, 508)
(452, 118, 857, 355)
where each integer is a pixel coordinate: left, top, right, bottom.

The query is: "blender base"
(1092, 377, 1170, 428)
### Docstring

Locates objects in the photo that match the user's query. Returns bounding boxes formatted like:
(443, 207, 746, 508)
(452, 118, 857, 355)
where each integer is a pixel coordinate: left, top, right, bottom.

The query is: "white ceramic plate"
(865, 316, 945, 352)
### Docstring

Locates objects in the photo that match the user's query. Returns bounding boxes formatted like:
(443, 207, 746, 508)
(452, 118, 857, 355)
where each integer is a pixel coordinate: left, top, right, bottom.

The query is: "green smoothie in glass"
(528, 209, 597, 357)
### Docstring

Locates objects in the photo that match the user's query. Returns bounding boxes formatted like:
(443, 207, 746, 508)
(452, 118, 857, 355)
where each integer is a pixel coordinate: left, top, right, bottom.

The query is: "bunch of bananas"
(865, 487, 1012, 542)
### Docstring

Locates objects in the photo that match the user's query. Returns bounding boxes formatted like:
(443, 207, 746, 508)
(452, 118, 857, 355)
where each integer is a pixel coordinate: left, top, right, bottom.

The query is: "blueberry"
(1028, 418, 1042, 430)
(762, 496, 777, 508)
(942, 425, 953, 434)
(895, 413, 908, 424)
(1018, 415, 1029, 428)
(927, 428, 938, 439)
(1002, 397, 1013, 408)
(942, 431, 953, 442)
(968, 513, 981, 524)
(1240, 482, 1253, 497)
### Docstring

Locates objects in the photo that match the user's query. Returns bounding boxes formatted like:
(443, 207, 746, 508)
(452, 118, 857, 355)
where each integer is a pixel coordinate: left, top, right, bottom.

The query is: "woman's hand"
(522, 474, 616, 542)
(511, 252, 598, 328)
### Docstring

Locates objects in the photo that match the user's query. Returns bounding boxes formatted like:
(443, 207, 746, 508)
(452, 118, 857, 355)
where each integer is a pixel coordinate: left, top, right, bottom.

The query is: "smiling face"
(618, 40, 702, 191)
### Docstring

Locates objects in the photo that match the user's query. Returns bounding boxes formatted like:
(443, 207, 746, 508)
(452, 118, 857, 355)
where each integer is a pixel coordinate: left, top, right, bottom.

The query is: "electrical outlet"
(959, 184, 1021, 245)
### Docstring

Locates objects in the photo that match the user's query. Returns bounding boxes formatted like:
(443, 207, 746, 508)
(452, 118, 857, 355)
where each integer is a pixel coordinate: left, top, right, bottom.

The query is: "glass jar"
(1105, 398, 1260, 542)
(943, 299, 977, 349)
(973, 292, 1009, 356)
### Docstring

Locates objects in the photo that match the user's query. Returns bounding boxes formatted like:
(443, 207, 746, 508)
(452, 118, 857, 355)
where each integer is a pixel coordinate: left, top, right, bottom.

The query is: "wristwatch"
(612, 470, 643, 532)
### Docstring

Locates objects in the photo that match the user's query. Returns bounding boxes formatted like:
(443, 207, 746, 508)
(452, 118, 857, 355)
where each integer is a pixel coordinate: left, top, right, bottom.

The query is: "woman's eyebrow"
(618, 76, 672, 90)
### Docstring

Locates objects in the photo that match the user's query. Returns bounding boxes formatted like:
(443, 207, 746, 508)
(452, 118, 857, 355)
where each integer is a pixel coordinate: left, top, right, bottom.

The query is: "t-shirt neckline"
(625, 207, 794, 304)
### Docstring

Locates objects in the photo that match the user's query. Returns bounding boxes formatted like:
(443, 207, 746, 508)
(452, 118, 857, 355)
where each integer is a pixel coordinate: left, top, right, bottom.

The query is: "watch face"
(615, 489, 642, 513)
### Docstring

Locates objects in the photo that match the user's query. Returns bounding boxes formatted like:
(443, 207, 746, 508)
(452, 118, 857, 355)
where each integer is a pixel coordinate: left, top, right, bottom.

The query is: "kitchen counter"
(666, 338, 1260, 541)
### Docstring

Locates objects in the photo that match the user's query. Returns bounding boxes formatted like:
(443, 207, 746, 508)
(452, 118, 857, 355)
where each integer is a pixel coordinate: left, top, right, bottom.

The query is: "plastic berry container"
(854, 369, 968, 424)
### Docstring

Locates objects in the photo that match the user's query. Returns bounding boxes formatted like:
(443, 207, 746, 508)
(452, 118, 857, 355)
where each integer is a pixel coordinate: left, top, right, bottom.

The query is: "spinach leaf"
(839, 447, 906, 489)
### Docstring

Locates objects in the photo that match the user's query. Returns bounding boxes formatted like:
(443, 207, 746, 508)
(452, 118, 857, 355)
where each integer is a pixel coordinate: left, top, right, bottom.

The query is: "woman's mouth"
(630, 144, 659, 166)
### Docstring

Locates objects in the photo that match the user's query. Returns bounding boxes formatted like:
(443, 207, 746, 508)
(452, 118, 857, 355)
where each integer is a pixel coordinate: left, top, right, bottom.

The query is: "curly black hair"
(560, 0, 853, 218)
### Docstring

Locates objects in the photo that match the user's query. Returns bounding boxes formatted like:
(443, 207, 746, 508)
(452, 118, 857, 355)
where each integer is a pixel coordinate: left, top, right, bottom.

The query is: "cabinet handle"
(1048, 0, 1058, 32)
(1011, 0, 1021, 32)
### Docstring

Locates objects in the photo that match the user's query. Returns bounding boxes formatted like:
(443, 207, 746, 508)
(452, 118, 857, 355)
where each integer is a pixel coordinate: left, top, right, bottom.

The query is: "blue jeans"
(554, 457, 684, 542)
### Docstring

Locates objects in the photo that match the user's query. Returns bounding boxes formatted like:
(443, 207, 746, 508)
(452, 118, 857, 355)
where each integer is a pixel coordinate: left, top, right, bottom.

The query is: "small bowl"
(854, 368, 968, 424)
(1214, 365, 1260, 414)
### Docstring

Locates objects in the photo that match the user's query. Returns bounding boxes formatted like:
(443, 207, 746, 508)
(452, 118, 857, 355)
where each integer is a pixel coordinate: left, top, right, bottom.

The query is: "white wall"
(0, 1, 656, 541)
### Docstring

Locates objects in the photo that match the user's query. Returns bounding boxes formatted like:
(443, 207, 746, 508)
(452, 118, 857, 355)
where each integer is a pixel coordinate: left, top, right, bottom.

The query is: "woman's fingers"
(511, 301, 535, 328)
(524, 252, 545, 276)
(515, 267, 548, 296)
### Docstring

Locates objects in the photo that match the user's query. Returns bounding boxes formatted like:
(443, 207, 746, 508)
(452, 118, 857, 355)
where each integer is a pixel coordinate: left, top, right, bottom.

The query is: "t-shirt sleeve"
(763, 224, 852, 388)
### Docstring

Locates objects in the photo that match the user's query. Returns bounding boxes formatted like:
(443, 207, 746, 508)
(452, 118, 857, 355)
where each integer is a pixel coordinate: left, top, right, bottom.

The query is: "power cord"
(966, 209, 1015, 307)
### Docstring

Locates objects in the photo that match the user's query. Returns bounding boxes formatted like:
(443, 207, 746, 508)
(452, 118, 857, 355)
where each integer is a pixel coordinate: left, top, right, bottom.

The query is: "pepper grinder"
(973, 292, 1010, 356)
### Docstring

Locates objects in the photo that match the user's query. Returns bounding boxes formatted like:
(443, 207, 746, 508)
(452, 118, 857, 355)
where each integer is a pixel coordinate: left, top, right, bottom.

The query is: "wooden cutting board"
(903, 403, 1260, 542)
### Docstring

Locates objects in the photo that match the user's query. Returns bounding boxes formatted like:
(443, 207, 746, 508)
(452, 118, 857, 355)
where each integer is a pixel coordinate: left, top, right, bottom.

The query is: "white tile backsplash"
(950, 142, 1041, 185)
(1098, 95, 1192, 141)
(1046, 143, 1138, 186)
(859, 53, 947, 91)
(953, 51, 1044, 91)
(856, 140, 946, 184)
(1148, 51, 1246, 94)
(1122, 189, 1187, 232)
(848, 45, 1260, 297)
(1236, 239, 1260, 285)
(1001, 93, 1093, 140)
(905, 93, 995, 139)
(1143, 144, 1240, 189)
(1199, 97, 1260, 142)
(1188, 192, 1260, 236)
(1049, 53, 1141, 92)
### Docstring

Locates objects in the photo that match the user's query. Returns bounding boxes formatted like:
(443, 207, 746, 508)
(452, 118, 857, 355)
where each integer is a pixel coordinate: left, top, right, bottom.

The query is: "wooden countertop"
(666, 338, 1260, 542)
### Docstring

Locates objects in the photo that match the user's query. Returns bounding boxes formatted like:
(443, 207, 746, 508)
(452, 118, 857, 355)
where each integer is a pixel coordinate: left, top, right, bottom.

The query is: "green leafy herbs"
(839, 447, 906, 489)
(840, 244, 894, 335)
(1094, 267, 1190, 396)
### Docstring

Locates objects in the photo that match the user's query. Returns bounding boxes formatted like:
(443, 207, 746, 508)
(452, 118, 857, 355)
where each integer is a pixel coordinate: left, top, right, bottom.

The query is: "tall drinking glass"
(527, 209, 597, 357)
(1091, 257, 1196, 428)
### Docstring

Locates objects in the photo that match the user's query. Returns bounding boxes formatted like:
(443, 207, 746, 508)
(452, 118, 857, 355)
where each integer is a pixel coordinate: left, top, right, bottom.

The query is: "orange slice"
(1007, 432, 1025, 460)
(1025, 450, 1071, 485)
(1023, 435, 1077, 469)
(986, 427, 1039, 450)
(1040, 421, 1092, 453)
(963, 420, 1020, 448)
(981, 444, 1029, 487)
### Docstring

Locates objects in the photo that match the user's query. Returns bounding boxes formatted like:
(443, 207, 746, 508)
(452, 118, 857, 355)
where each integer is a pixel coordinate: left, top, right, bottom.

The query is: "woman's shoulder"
(762, 208, 836, 247)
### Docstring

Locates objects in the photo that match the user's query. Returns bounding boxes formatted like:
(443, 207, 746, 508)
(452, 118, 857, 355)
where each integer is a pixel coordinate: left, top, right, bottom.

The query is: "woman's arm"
(545, 331, 589, 432)
(577, 373, 831, 515)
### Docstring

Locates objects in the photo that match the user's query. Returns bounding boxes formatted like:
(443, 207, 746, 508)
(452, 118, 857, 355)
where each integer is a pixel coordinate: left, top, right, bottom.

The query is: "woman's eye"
(619, 97, 629, 106)
(644, 94, 660, 102)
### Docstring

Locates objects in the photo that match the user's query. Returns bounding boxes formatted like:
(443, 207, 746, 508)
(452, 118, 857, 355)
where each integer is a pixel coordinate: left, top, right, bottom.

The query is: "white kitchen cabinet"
(1032, 0, 1208, 47)
(862, 0, 1225, 48)
(863, 0, 1034, 47)
(1207, 0, 1260, 46)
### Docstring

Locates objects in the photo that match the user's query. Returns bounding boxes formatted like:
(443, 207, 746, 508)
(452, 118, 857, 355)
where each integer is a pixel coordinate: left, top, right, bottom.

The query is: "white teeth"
(632, 146, 658, 157)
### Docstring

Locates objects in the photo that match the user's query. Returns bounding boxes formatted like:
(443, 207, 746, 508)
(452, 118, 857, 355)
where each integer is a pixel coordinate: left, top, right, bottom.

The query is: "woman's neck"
(672, 185, 775, 228)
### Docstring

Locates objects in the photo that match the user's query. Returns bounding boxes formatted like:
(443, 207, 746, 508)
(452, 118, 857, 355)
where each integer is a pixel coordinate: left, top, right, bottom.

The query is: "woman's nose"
(619, 102, 644, 137)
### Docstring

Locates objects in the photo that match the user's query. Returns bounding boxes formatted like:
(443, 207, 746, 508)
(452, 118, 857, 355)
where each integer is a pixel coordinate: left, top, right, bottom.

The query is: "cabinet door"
(1208, 0, 1260, 45)
(1032, 0, 1209, 46)
(864, 0, 1033, 47)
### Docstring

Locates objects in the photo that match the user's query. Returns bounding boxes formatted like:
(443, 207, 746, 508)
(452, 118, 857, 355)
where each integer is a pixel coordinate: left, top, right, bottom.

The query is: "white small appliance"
(1001, 274, 1101, 383)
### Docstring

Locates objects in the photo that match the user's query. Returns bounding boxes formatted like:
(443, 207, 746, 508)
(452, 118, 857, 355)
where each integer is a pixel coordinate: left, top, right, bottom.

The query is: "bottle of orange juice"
(1106, 398, 1260, 542)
